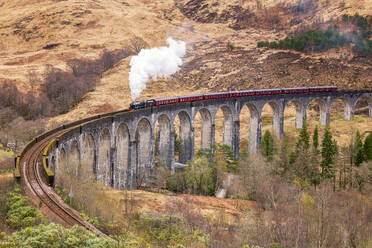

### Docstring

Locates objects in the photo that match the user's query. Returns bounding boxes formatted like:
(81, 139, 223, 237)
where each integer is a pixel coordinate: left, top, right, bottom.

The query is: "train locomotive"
(129, 86, 337, 110)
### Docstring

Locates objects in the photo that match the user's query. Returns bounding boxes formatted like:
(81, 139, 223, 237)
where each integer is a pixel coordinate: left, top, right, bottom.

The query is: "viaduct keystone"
(44, 90, 372, 190)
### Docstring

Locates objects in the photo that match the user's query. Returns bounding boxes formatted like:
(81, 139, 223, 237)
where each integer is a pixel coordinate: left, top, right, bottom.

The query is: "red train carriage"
(154, 97, 180, 106)
(129, 86, 338, 110)
(204, 92, 230, 100)
(179, 94, 204, 103)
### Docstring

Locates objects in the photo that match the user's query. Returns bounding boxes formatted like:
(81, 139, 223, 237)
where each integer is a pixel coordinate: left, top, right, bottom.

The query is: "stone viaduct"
(47, 90, 372, 190)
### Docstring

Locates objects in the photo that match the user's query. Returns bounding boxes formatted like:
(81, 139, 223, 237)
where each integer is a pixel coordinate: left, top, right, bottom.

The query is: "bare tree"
(130, 36, 149, 54)
(27, 70, 40, 91)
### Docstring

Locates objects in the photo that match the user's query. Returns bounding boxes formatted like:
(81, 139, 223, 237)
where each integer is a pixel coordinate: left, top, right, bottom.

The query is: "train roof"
(151, 86, 338, 101)
(154, 96, 179, 101)
(204, 92, 231, 96)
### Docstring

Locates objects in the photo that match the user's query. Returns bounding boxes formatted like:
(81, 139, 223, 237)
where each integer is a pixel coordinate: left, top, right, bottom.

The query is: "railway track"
(20, 128, 106, 237)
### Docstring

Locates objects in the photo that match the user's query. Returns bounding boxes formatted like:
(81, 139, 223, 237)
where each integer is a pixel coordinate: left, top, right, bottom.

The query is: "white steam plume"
(129, 37, 186, 100)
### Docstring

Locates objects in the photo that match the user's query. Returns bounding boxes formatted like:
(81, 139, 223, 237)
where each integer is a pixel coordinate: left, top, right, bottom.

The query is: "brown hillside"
(0, 0, 371, 125)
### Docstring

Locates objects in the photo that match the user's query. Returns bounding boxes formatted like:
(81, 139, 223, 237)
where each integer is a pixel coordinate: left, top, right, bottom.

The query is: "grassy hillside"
(0, 0, 370, 125)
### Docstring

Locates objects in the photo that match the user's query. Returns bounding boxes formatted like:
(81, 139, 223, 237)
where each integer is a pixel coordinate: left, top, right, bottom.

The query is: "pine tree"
(291, 120, 314, 181)
(261, 130, 275, 161)
(312, 125, 319, 153)
(289, 121, 310, 164)
(276, 136, 290, 176)
(297, 120, 310, 150)
(354, 130, 364, 166)
(363, 132, 372, 161)
(321, 125, 337, 179)
(310, 125, 320, 186)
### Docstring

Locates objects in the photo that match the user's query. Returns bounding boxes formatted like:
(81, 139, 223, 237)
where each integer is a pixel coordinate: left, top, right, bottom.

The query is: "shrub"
(130, 36, 149, 54)
(166, 171, 187, 193)
(80, 211, 100, 228)
(132, 214, 208, 247)
(0, 223, 116, 248)
(0, 117, 46, 152)
(227, 41, 235, 51)
(6, 185, 47, 229)
(0, 82, 51, 121)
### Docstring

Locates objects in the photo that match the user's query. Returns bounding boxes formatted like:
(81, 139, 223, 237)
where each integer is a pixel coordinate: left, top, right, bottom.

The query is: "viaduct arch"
(47, 90, 372, 189)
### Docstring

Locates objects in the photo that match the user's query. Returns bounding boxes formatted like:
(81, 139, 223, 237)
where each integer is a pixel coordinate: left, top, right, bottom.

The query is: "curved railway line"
(19, 124, 108, 237)
(15, 87, 371, 238)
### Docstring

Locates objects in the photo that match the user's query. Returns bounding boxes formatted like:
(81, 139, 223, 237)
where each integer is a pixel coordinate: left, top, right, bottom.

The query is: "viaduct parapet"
(46, 90, 372, 189)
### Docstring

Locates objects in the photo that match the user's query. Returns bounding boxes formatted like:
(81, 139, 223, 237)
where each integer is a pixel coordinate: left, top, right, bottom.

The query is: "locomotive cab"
(129, 99, 155, 110)
(145, 99, 155, 108)
(130, 101, 146, 110)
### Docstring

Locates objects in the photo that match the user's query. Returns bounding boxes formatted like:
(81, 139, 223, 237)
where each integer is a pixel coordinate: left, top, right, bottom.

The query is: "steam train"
(129, 86, 337, 110)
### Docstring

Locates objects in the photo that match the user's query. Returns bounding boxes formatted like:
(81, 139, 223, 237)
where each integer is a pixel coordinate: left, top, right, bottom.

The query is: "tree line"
(257, 13, 372, 56)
